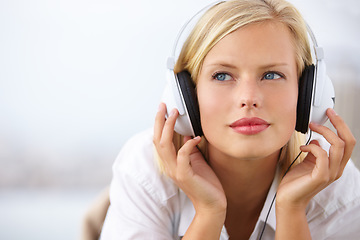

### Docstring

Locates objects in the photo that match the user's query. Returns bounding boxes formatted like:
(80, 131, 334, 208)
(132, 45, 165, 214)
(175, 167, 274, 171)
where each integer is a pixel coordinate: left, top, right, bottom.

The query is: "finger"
(326, 109, 356, 167)
(159, 109, 180, 175)
(308, 139, 320, 147)
(309, 123, 344, 180)
(310, 109, 356, 178)
(183, 135, 202, 156)
(177, 136, 202, 181)
(327, 108, 354, 141)
(309, 122, 344, 153)
(153, 103, 167, 144)
(300, 143, 330, 184)
(160, 108, 179, 145)
(300, 140, 320, 164)
(153, 104, 178, 176)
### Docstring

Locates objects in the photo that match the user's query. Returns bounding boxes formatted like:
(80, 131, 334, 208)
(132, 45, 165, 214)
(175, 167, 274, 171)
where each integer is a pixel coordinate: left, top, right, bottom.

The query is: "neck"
(207, 146, 279, 209)
(206, 145, 281, 239)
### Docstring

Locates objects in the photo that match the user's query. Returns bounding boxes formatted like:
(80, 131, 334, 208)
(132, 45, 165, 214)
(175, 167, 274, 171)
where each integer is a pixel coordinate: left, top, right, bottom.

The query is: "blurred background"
(0, 0, 359, 239)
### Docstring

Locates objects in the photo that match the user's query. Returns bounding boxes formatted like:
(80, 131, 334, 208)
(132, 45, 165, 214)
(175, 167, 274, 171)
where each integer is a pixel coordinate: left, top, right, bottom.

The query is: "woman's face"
(197, 21, 298, 161)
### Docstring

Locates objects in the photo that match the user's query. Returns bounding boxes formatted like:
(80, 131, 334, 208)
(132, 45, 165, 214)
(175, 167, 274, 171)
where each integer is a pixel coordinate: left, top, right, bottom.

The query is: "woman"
(101, 0, 360, 239)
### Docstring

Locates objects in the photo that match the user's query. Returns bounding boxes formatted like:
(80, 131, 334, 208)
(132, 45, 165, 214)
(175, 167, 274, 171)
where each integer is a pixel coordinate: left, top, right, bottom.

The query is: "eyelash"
(211, 72, 233, 81)
(211, 71, 286, 82)
(262, 71, 285, 80)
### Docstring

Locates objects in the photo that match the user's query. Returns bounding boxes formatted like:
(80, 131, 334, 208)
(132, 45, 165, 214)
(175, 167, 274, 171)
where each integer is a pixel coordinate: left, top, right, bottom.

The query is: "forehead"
(203, 21, 297, 67)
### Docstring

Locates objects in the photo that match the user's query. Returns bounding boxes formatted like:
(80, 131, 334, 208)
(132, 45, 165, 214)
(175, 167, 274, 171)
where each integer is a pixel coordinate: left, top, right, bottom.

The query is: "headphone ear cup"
(177, 71, 203, 136)
(296, 64, 315, 134)
(309, 59, 335, 126)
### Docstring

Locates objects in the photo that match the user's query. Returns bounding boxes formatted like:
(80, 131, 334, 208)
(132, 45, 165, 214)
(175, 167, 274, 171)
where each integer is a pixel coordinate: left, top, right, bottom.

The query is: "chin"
(228, 147, 280, 161)
(205, 125, 294, 162)
(208, 133, 285, 162)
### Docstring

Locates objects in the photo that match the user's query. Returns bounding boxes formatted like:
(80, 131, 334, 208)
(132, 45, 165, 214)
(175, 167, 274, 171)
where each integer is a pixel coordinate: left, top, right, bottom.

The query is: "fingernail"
(310, 122, 319, 126)
(158, 103, 163, 112)
(193, 136, 201, 140)
(309, 122, 321, 129)
(328, 108, 337, 116)
(170, 108, 177, 116)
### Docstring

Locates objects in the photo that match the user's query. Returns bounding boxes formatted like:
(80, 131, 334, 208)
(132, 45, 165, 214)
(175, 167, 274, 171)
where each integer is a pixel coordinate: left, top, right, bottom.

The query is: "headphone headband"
(169, 1, 225, 68)
(163, 0, 335, 136)
(170, 1, 323, 69)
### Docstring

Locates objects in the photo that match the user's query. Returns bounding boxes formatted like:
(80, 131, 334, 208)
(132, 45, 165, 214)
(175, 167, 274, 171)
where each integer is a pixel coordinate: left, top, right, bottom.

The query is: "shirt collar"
(178, 189, 195, 236)
(257, 167, 281, 233)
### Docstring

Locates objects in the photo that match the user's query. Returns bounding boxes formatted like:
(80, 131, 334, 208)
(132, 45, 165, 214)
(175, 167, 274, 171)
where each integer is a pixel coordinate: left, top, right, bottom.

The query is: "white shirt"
(101, 128, 360, 240)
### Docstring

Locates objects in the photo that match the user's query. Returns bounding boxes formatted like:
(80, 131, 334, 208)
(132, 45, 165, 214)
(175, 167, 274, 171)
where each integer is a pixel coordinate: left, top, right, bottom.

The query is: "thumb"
(177, 136, 202, 175)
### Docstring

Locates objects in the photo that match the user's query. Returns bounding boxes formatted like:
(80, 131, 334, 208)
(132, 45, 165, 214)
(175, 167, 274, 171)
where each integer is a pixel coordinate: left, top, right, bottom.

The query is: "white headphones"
(162, 1, 335, 136)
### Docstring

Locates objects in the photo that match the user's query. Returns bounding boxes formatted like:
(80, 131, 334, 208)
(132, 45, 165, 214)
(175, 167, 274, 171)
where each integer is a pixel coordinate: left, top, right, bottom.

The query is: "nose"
(236, 80, 262, 109)
(241, 98, 258, 108)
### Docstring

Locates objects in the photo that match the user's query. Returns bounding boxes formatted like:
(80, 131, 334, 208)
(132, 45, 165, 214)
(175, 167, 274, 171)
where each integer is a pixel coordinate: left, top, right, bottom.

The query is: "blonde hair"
(157, 0, 312, 173)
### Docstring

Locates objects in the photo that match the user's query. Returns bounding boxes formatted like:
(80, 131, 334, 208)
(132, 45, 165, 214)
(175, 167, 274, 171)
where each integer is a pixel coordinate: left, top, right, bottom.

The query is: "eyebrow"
(203, 62, 290, 69)
(258, 63, 290, 69)
(203, 62, 237, 69)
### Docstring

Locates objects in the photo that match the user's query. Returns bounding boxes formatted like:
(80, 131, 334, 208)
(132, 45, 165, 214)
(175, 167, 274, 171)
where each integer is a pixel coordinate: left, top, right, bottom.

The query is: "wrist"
(182, 209, 226, 240)
(275, 191, 309, 213)
(191, 195, 227, 219)
(275, 200, 311, 240)
(197, 207, 226, 222)
(275, 201, 307, 218)
(195, 201, 227, 222)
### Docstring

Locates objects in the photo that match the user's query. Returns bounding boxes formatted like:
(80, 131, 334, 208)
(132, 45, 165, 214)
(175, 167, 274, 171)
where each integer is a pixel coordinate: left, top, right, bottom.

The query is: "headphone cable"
(258, 130, 313, 240)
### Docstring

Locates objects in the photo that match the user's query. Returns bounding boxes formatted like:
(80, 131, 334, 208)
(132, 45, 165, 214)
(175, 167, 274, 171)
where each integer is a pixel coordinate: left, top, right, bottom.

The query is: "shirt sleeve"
(100, 171, 176, 239)
(307, 161, 360, 239)
(326, 202, 360, 239)
(100, 131, 180, 240)
(308, 199, 360, 239)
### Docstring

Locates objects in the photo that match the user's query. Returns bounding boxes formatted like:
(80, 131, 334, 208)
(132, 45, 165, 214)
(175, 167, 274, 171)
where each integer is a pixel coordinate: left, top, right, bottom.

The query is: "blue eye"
(213, 72, 232, 81)
(263, 72, 282, 80)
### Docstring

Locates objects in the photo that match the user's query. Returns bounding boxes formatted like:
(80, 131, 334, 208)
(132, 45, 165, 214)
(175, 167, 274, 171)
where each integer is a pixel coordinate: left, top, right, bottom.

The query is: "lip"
(229, 117, 270, 135)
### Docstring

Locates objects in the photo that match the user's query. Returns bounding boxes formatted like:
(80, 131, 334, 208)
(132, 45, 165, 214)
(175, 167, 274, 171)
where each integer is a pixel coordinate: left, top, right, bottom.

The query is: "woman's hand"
(154, 103, 226, 239)
(277, 108, 356, 208)
(275, 108, 356, 239)
(153, 103, 227, 217)
(277, 107, 356, 205)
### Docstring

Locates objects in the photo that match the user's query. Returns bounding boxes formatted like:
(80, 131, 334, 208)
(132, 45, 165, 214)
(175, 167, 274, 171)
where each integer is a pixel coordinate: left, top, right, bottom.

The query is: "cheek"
(197, 85, 226, 129)
(264, 87, 298, 149)
(198, 88, 216, 121)
(271, 86, 298, 128)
